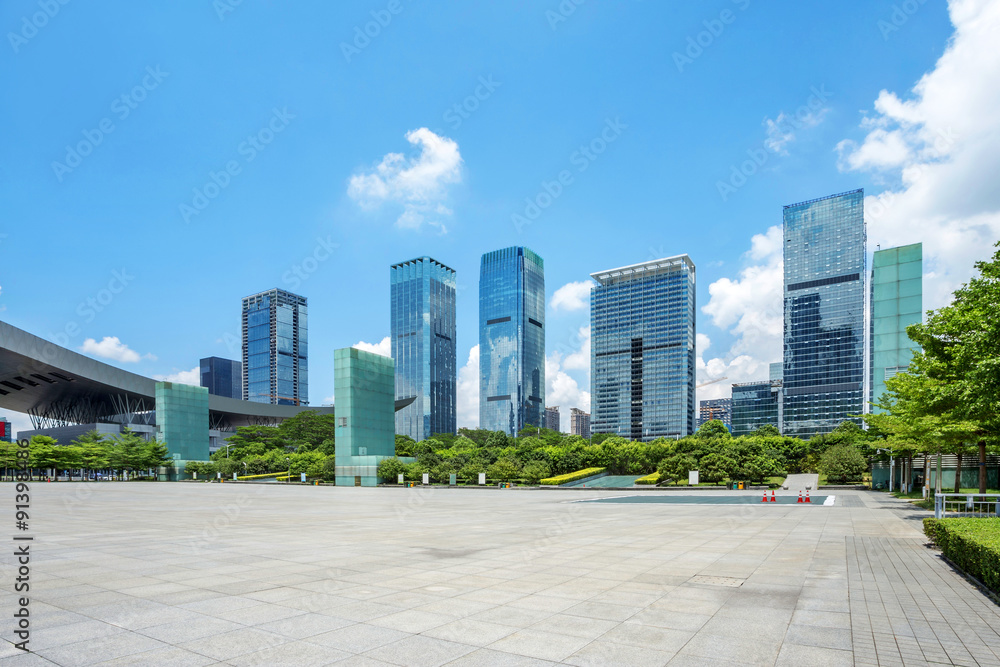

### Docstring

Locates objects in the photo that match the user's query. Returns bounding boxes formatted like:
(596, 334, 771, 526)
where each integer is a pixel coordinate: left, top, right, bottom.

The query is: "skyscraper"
(591, 255, 697, 441)
(782, 190, 865, 436)
(871, 243, 922, 411)
(698, 398, 732, 431)
(391, 257, 457, 441)
(479, 247, 545, 435)
(570, 408, 591, 439)
(200, 357, 242, 399)
(545, 406, 560, 432)
(242, 288, 308, 406)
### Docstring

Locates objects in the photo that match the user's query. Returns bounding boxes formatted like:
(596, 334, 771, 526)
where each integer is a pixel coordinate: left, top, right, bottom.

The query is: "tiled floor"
(2, 484, 998, 665)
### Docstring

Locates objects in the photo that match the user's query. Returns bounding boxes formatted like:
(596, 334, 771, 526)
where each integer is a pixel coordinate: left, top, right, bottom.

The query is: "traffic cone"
(762, 491, 768, 503)
(771, 490, 777, 503)
(797, 490, 803, 503)
(805, 489, 811, 503)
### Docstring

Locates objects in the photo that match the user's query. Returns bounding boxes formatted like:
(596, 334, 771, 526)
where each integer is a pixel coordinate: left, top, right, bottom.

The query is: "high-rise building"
(0, 417, 10, 443)
(199, 357, 242, 399)
(731, 380, 783, 436)
(782, 190, 866, 437)
(479, 247, 545, 435)
(570, 408, 591, 439)
(698, 398, 732, 431)
(769, 363, 783, 382)
(591, 255, 697, 441)
(391, 257, 457, 441)
(333, 348, 396, 487)
(545, 406, 560, 432)
(871, 243, 922, 411)
(242, 288, 308, 406)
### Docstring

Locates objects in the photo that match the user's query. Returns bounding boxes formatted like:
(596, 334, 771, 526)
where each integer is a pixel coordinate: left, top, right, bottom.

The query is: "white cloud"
(79, 337, 154, 363)
(153, 367, 200, 385)
(456, 345, 480, 428)
(763, 106, 828, 155)
(545, 353, 590, 415)
(550, 281, 595, 311)
(353, 336, 391, 358)
(838, 0, 1000, 307)
(322, 395, 335, 406)
(562, 326, 590, 371)
(348, 128, 462, 233)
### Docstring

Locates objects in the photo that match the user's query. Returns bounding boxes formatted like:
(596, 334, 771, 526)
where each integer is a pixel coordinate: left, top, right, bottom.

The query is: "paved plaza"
(3, 484, 1000, 666)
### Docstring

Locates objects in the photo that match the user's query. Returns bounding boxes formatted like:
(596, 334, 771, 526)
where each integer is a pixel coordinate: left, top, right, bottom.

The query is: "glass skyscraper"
(391, 257, 457, 441)
(731, 380, 782, 436)
(479, 247, 545, 435)
(591, 255, 696, 441)
(782, 190, 865, 436)
(242, 288, 308, 406)
(870, 243, 922, 412)
(199, 356, 242, 399)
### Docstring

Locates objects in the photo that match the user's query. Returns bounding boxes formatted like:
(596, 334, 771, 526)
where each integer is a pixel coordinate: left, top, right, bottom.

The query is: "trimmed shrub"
(635, 472, 660, 485)
(540, 467, 606, 486)
(924, 517, 1000, 595)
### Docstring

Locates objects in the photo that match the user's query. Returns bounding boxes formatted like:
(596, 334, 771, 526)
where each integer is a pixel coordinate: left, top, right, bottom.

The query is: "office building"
(391, 257, 457, 441)
(479, 247, 545, 435)
(769, 363, 783, 382)
(782, 190, 866, 437)
(698, 398, 732, 431)
(871, 243, 922, 411)
(0, 417, 10, 443)
(591, 255, 697, 441)
(545, 406, 560, 432)
(200, 357, 242, 399)
(334, 348, 396, 487)
(570, 408, 591, 439)
(242, 289, 308, 406)
(731, 380, 783, 436)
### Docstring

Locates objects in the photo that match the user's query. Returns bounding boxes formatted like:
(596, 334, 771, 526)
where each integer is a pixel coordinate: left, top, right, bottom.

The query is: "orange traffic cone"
(805, 489, 811, 503)
(762, 491, 768, 503)
(797, 490, 803, 503)
(771, 490, 777, 502)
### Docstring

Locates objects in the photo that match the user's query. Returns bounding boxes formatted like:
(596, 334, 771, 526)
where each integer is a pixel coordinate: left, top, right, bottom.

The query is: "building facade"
(591, 255, 697, 441)
(698, 398, 732, 431)
(731, 380, 783, 436)
(871, 243, 923, 411)
(200, 357, 242, 399)
(333, 348, 396, 487)
(391, 257, 457, 441)
(479, 247, 545, 435)
(782, 190, 866, 437)
(570, 408, 591, 439)
(242, 289, 308, 406)
(769, 363, 783, 382)
(545, 406, 560, 432)
(0, 417, 10, 442)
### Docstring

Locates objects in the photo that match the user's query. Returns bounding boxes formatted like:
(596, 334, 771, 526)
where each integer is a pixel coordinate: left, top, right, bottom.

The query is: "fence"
(934, 493, 1000, 519)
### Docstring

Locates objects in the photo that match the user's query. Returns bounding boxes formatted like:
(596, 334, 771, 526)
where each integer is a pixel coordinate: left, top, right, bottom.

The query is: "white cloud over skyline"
(153, 366, 200, 385)
(80, 336, 155, 364)
(550, 281, 595, 312)
(353, 337, 391, 358)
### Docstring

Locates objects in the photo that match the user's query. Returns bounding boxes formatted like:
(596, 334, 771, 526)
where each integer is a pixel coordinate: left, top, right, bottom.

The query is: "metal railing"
(934, 493, 1000, 519)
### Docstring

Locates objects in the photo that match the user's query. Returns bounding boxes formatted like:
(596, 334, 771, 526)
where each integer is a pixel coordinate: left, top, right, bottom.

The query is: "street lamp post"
(878, 447, 895, 493)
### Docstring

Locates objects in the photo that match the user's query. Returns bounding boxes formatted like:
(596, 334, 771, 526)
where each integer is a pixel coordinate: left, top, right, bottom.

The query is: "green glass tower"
(333, 348, 395, 486)
(870, 243, 922, 412)
(155, 382, 210, 471)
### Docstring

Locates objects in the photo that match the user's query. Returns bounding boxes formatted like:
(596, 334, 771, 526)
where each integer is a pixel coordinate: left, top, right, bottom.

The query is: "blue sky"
(4, 0, 997, 434)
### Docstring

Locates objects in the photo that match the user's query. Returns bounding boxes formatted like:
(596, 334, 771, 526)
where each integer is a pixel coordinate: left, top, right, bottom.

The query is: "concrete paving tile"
(599, 622, 694, 652)
(528, 613, 619, 639)
(565, 640, 675, 667)
(422, 619, 517, 646)
(442, 648, 560, 666)
(90, 646, 218, 666)
(139, 616, 245, 644)
(216, 603, 306, 626)
(36, 631, 167, 667)
(790, 609, 852, 629)
(363, 635, 476, 667)
(629, 609, 712, 632)
(179, 627, 290, 661)
(486, 629, 593, 662)
(563, 601, 637, 622)
(774, 643, 854, 667)
(309, 623, 410, 653)
(678, 631, 782, 664)
(367, 609, 457, 634)
(224, 640, 351, 666)
(784, 624, 853, 651)
(255, 612, 354, 639)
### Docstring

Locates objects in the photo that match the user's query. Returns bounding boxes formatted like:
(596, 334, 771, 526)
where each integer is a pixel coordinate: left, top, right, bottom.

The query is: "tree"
(143, 439, 172, 474)
(753, 424, 781, 437)
(820, 444, 868, 484)
(522, 461, 551, 484)
(377, 457, 408, 483)
(29, 436, 59, 480)
(657, 454, 696, 485)
(699, 453, 736, 483)
(696, 420, 732, 439)
(394, 434, 416, 457)
(487, 458, 520, 482)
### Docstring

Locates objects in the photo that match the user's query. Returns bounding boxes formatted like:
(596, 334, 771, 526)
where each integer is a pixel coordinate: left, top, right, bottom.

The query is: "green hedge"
(923, 517, 1000, 595)
(635, 472, 660, 485)
(540, 467, 606, 486)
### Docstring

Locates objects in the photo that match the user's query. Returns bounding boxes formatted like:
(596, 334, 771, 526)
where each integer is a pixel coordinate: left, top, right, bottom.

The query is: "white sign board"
(233, 473, 237, 481)
(397, 473, 404, 484)
(300, 473, 306, 482)
(689, 470, 699, 486)
(478, 472, 486, 485)
(422, 473, 429, 485)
